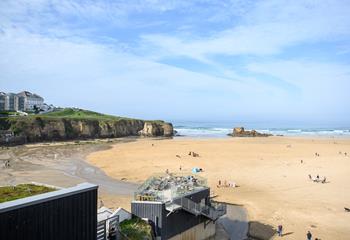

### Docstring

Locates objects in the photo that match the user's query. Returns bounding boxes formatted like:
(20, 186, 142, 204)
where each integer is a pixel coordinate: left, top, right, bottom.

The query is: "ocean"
(172, 121, 350, 138)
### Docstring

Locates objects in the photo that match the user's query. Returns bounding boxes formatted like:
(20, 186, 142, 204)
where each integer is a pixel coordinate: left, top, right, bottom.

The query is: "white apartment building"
(0, 91, 44, 111)
(17, 91, 44, 111)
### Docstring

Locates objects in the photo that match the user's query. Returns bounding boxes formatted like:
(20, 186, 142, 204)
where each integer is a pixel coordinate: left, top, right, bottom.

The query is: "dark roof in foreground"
(0, 183, 98, 213)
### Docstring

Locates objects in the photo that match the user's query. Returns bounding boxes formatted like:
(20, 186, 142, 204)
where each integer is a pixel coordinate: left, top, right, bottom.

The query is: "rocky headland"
(0, 108, 173, 145)
(229, 127, 272, 137)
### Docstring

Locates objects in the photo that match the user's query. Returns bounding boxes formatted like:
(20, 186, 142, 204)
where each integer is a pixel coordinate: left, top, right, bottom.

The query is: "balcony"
(167, 197, 227, 221)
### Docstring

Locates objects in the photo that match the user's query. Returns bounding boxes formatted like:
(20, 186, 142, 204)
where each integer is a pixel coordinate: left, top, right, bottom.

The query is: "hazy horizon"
(1, 1, 350, 124)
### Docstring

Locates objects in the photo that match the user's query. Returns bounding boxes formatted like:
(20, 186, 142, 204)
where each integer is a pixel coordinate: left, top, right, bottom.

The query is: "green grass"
(41, 108, 122, 120)
(38, 108, 136, 121)
(0, 108, 166, 130)
(0, 184, 56, 203)
(0, 108, 134, 121)
(0, 111, 20, 116)
(120, 218, 153, 240)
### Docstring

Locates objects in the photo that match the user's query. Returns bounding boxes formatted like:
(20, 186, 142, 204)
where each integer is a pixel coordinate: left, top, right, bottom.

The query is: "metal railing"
(97, 215, 119, 240)
(172, 197, 226, 221)
(97, 221, 106, 240)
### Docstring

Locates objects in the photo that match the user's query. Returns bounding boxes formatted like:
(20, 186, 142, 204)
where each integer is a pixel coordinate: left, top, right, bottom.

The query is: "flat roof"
(135, 173, 207, 203)
(0, 182, 98, 213)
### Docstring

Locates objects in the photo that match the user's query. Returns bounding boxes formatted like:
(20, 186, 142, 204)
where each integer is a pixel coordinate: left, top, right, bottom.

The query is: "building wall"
(10, 94, 18, 111)
(131, 201, 165, 237)
(165, 209, 211, 239)
(26, 96, 44, 110)
(0, 94, 5, 111)
(112, 208, 132, 223)
(0, 92, 44, 111)
(17, 96, 25, 111)
(132, 188, 213, 240)
(4, 95, 9, 110)
(0, 183, 98, 240)
(2, 93, 19, 111)
(168, 221, 216, 240)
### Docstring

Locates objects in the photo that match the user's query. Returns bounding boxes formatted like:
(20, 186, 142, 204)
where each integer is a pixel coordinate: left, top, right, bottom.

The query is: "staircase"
(168, 197, 226, 221)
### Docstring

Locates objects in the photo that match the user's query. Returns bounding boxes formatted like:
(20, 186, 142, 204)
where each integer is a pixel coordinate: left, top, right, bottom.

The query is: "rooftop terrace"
(0, 183, 56, 203)
(134, 173, 208, 203)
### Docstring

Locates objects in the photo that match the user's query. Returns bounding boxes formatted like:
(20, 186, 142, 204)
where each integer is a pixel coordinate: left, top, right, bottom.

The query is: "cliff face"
(138, 122, 174, 137)
(0, 117, 173, 145)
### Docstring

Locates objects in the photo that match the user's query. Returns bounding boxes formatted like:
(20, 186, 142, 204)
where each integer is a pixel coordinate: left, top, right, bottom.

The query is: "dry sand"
(87, 136, 350, 239)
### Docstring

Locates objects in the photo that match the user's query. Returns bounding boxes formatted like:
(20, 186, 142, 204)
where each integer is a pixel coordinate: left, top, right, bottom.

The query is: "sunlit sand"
(88, 136, 350, 239)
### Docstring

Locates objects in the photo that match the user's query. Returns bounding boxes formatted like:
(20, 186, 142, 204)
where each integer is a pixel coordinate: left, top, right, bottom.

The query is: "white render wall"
(111, 207, 131, 223)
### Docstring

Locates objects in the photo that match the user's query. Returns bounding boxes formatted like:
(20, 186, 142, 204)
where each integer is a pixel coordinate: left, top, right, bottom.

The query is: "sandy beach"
(0, 139, 138, 211)
(1, 136, 350, 239)
(87, 136, 350, 239)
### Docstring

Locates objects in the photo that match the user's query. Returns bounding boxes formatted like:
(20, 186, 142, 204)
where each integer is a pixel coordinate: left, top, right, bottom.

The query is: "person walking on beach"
(307, 231, 312, 240)
(4, 160, 10, 168)
(277, 224, 283, 237)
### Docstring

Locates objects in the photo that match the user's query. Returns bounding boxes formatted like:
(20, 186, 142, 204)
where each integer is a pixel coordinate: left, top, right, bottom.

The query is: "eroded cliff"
(0, 109, 173, 145)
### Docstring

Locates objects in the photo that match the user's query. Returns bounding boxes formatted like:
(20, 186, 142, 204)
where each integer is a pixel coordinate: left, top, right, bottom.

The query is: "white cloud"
(0, 28, 292, 120)
(140, 0, 350, 61)
(0, 0, 195, 31)
(247, 60, 350, 119)
(0, 0, 349, 122)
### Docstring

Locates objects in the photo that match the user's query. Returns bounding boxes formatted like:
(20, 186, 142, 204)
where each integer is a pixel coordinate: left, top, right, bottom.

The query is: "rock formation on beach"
(0, 108, 173, 145)
(229, 127, 272, 137)
(138, 121, 173, 137)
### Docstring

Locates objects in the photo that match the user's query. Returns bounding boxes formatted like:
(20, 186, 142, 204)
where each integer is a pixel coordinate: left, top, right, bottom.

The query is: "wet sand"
(0, 139, 137, 210)
(87, 136, 350, 240)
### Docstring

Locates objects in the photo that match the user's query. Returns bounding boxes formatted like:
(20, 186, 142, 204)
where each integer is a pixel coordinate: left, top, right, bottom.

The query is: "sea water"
(172, 121, 350, 138)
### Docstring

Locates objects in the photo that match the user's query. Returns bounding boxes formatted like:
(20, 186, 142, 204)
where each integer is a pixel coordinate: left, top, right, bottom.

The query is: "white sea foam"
(174, 124, 350, 138)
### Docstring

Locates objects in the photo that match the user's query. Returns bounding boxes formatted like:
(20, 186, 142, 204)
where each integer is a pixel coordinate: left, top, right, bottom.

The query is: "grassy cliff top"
(42, 108, 167, 123)
(0, 108, 136, 121)
(0, 108, 167, 124)
(0, 184, 56, 203)
(41, 108, 129, 120)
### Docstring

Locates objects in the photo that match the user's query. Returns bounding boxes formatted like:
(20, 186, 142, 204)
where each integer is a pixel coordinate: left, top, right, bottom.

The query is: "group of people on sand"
(339, 151, 347, 156)
(188, 151, 199, 157)
(277, 225, 318, 240)
(3, 160, 10, 168)
(308, 174, 327, 183)
(175, 151, 200, 158)
(217, 179, 236, 188)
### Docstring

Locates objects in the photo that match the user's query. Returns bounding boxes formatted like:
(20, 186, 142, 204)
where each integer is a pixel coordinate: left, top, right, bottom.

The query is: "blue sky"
(0, 0, 349, 124)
